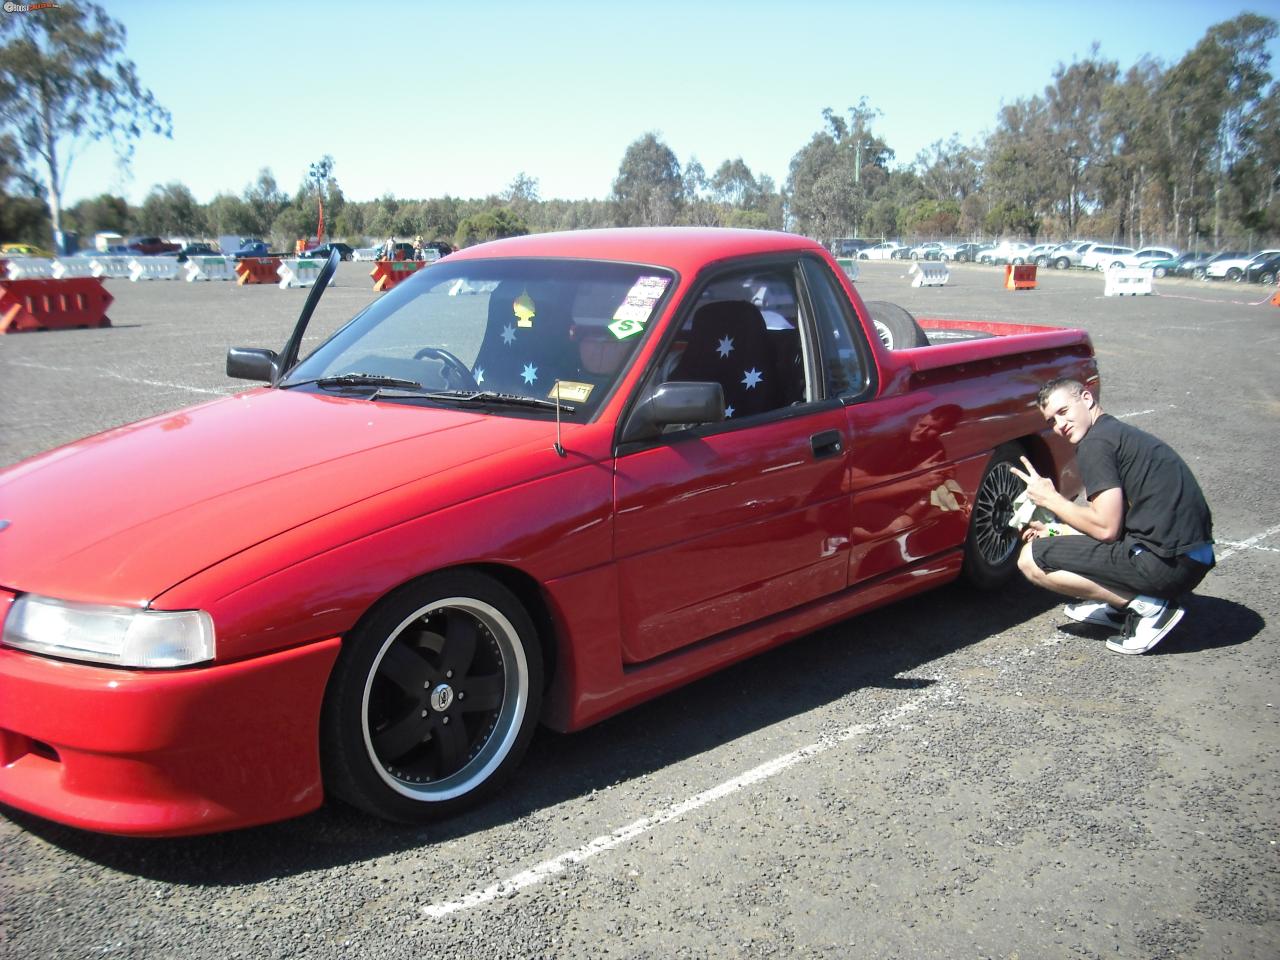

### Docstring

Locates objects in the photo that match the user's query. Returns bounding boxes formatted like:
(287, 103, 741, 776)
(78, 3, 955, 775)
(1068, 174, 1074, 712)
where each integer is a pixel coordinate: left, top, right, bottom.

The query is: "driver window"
(662, 267, 807, 421)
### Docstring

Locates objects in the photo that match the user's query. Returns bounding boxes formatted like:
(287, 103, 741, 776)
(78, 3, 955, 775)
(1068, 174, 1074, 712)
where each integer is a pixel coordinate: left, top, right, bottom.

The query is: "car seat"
(669, 300, 782, 419)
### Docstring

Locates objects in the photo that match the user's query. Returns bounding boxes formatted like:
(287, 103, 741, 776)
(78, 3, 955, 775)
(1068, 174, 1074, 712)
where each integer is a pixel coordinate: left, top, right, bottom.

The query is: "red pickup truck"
(0, 228, 1097, 836)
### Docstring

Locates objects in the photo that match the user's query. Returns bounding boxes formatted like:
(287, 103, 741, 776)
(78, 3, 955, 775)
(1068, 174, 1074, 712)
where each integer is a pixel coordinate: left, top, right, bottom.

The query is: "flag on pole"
(316, 197, 325, 244)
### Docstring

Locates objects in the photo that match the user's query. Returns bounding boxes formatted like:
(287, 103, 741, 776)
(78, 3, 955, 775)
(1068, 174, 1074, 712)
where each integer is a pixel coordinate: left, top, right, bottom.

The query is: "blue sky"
(62, 0, 1280, 206)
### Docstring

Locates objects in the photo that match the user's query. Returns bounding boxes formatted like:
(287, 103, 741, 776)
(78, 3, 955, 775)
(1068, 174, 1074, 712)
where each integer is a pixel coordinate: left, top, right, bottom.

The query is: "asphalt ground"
(0, 259, 1277, 959)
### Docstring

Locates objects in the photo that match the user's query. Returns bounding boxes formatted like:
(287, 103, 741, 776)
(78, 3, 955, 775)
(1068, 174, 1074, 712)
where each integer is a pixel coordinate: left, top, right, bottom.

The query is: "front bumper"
(0, 635, 341, 837)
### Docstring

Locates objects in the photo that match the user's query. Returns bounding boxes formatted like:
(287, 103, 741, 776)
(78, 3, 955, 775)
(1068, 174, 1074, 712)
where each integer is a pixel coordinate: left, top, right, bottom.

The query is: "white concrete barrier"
(276, 258, 333, 289)
(129, 258, 183, 282)
(6, 258, 56, 280)
(1104, 267, 1154, 296)
(185, 256, 237, 282)
(90, 256, 133, 279)
(910, 261, 950, 287)
(51, 258, 98, 279)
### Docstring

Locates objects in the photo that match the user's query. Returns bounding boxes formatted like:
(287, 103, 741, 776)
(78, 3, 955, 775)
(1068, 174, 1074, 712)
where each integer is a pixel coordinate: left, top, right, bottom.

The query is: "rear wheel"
(1153, 266, 1167, 278)
(1226, 267, 1242, 281)
(962, 444, 1026, 589)
(1054, 257, 1070, 270)
(864, 300, 929, 350)
(1260, 270, 1277, 286)
(321, 571, 543, 823)
(1193, 267, 1207, 280)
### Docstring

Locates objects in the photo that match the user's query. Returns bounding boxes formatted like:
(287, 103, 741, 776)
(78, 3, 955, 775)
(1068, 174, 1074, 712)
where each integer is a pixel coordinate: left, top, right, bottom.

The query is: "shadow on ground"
(3, 582, 1262, 884)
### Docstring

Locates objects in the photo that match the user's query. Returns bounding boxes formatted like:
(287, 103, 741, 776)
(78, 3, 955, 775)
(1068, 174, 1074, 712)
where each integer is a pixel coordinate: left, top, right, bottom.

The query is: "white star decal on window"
(741, 368, 763, 390)
(474, 367, 485, 385)
(501, 324, 516, 346)
(716, 335, 734, 358)
(521, 363, 538, 384)
(724, 405, 735, 418)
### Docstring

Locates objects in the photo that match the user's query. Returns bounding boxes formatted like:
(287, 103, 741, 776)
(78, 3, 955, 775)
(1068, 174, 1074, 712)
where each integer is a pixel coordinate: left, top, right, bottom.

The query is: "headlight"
(1, 594, 215, 668)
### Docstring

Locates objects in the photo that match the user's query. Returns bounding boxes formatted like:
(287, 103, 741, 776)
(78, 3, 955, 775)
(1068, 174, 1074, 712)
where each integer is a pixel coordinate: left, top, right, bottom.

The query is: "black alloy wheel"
(962, 443, 1026, 589)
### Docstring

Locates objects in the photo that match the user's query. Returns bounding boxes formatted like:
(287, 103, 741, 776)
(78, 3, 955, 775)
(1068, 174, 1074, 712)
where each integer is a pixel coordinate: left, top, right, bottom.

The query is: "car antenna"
(552, 381, 566, 458)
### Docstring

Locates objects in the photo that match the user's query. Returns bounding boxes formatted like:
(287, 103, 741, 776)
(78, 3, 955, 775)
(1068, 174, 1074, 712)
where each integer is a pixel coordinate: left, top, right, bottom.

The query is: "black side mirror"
(621, 381, 725, 444)
(226, 347, 280, 382)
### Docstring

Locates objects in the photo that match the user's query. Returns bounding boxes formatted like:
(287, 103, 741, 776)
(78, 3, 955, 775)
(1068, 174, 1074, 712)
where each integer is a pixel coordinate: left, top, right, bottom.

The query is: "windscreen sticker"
(548, 380, 594, 403)
(611, 275, 670, 324)
(608, 317, 646, 340)
(513, 289, 537, 327)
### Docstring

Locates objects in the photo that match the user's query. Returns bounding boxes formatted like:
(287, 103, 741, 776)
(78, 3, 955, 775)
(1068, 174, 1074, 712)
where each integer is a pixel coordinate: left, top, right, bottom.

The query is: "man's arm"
(1010, 457, 1125, 541)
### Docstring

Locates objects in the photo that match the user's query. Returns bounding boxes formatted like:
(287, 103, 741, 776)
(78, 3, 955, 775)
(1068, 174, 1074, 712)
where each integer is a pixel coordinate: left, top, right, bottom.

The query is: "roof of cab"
(445, 228, 825, 274)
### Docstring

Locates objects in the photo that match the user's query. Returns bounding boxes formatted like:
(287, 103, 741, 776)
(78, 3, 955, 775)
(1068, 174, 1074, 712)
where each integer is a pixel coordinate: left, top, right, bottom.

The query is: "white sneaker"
(1106, 596, 1184, 655)
(1063, 601, 1127, 628)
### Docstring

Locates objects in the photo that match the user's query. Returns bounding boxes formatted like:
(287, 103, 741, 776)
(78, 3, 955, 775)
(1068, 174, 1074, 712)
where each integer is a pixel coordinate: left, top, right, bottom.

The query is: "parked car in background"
(939, 242, 984, 263)
(908, 241, 943, 260)
(1243, 252, 1280, 285)
(176, 242, 219, 263)
(1027, 243, 1056, 267)
(127, 236, 181, 256)
(1206, 249, 1280, 281)
(303, 242, 354, 261)
(1080, 244, 1137, 271)
(1114, 247, 1179, 270)
(890, 244, 915, 260)
(234, 240, 271, 259)
(1049, 240, 1096, 270)
(831, 238, 882, 257)
(979, 241, 1033, 265)
(1, 242, 56, 258)
(858, 241, 904, 260)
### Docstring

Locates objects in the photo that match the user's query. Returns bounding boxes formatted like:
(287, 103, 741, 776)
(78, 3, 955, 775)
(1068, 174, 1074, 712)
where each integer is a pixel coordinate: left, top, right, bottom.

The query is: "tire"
(1111, 261, 1125, 271)
(1261, 271, 1277, 286)
(1011, 257, 1024, 266)
(910, 252, 920, 260)
(958, 253, 969, 263)
(963, 443, 1026, 589)
(1193, 267, 1207, 280)
(1226, 267, 1242, 281)
(940, 253, 951, 262)
(1035, 256, 1048, 267)
(864, 300, 929, 350)
(859, 253, 869, 260)
(1153, 266, 1167, 278)
(321, 571, 543, 823)
(1054, 257, 1070, 270)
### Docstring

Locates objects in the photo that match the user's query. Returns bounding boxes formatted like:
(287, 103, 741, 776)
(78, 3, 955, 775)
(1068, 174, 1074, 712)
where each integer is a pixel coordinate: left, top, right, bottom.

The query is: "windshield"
(284, 257, 676, 419)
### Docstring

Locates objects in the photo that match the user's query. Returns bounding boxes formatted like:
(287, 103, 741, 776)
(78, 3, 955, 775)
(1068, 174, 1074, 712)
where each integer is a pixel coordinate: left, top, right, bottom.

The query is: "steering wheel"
(413, 346, 479, 391)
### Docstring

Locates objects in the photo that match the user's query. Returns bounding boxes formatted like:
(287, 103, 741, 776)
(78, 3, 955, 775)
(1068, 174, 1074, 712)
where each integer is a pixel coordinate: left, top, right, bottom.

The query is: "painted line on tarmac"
(6, 360, 231, 396)
(420, 686, 951, 918)
(1215, 523, 1280, 562)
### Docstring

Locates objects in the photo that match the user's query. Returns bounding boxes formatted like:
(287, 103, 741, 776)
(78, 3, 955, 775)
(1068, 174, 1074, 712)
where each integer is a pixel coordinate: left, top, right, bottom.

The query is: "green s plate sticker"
(608, 317, 646, 340)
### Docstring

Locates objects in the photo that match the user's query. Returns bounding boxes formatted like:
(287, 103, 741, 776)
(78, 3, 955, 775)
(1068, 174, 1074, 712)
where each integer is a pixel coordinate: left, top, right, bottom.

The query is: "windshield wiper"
(285, 373, 424, 391)
(420, 389, 577, 412)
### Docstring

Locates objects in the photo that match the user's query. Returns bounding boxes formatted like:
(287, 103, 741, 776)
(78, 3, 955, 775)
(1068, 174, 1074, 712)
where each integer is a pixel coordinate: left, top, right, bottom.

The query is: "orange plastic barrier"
(235, 257, 282, 285)
(0, 277, 113, 333)
(1271, 287, 1280, 307)
(371, 259, 428, 292)
(1005, 264, 1037, 291)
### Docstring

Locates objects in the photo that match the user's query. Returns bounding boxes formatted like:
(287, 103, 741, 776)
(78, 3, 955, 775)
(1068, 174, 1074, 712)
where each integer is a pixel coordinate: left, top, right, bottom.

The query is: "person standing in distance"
(1010, 377, 1214, 654)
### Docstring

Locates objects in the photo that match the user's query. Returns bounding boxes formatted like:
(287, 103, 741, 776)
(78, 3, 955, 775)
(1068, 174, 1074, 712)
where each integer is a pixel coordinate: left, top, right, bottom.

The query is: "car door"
(612, 256, 865, 665)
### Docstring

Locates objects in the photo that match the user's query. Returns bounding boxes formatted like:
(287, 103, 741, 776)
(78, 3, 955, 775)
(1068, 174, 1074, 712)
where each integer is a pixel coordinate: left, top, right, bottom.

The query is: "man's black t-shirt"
(1077, 414, 1213, 558)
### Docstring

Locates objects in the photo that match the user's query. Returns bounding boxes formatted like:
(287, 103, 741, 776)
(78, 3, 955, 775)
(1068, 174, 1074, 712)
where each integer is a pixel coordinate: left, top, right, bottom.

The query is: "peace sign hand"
(1008, 456, 1057, 507)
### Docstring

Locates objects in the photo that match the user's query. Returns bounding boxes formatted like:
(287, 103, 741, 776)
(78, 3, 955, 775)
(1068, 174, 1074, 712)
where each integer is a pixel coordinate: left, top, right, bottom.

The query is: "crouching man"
(1010, 378, 1215, 654)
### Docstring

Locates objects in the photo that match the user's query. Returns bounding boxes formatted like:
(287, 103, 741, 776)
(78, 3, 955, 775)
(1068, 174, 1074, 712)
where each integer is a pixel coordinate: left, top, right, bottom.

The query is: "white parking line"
(5, 360, 231, 396)
(420, 519, 1278, 919)
(421, 687, 950, 918)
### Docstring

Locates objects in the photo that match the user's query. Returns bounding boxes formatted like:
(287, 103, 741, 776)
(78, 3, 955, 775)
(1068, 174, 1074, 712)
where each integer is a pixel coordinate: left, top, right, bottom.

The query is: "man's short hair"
(1037, 377, 1085, 408)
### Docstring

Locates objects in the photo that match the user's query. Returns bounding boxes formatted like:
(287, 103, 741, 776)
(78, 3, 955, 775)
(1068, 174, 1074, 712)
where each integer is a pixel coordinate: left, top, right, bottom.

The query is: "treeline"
(2, 13, 1276, 251)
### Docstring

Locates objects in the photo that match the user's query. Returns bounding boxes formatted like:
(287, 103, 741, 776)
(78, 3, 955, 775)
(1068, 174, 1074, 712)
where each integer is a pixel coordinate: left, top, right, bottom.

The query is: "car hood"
(0, 389, 565, 605)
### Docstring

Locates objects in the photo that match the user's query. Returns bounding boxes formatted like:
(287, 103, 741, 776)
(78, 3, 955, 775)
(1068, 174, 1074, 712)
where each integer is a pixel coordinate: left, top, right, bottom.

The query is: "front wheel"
(962, 443, 1026, 589)
(1193, 267, 1207, 280)
(1260, 270, 1277, 286)
(1054, 257, 1070, 270)
(321, 571, 543, 823)
(1226, 267, 1242, 281)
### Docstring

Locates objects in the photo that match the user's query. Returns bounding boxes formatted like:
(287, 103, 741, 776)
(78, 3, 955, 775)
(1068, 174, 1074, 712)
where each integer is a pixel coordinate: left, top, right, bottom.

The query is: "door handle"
(810, 429, 843, 459)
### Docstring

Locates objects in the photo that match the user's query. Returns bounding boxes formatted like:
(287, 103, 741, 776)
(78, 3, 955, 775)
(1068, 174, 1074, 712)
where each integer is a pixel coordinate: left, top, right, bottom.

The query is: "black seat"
(472, 281, 575, 395)
(669, 300, 782, 419)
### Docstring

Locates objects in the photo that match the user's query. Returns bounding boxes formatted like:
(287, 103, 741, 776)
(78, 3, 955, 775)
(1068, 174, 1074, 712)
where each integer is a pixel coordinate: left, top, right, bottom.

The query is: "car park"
(1206, 249, 1280, 281)
(858, 242, 904, 260)
(0, 227, 1097, 837)
(1119, 246, 1179, 270)
(937, 242, 984, 263)
(1026, 243, 1056, 267)
(1079, 244, 1137, 271)
(978, 241, 1032, 265)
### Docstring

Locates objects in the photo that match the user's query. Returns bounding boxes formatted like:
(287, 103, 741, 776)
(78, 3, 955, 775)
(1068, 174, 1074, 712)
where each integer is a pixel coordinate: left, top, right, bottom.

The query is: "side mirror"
(621, 381, 725, 444)
(226, 347, 280, 382)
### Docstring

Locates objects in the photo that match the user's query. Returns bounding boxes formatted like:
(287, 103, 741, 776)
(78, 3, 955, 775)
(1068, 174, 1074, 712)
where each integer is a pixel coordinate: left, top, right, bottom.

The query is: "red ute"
(0, 228, 1096, 835)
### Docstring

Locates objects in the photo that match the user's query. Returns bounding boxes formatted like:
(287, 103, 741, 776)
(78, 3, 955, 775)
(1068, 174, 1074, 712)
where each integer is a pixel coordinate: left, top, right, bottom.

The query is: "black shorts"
(1031, 536, 1212, 599)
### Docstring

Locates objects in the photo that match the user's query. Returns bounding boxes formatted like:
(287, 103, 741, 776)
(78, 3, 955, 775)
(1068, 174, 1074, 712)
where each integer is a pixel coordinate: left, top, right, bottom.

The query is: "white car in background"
(858, 241, 905, 260)
(978, 241, 1033, 265)
(1115, 246, 1179, 270)
(1026, 243, 1057, 266)
(1205, 249, 1280, 281)
(1080, 244, 1137, 271)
